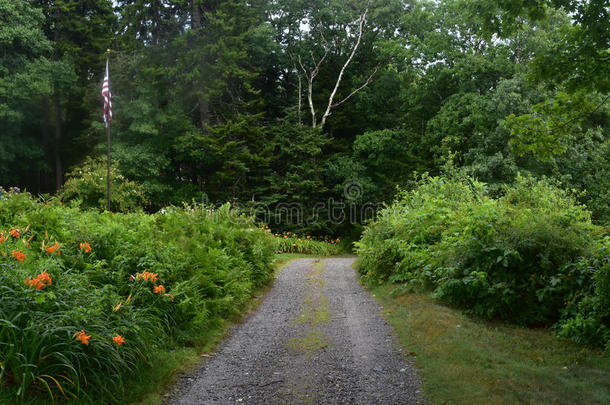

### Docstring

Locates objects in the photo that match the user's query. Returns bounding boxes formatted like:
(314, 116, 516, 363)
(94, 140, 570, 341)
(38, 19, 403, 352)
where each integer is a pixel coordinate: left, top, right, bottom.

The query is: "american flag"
(102, 58, 112, 128)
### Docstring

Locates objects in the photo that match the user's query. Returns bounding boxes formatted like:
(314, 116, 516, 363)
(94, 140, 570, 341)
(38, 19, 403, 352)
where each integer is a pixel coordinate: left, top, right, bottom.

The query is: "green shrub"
(356, 174, 607, 335)
(556, 237, 610, 348)
(271, 230, 345, 256)
(59, 156, 148, 212)
(430, 176, 595, 323)
(356, 173, 482, 284)
(0, 192, 275, 402)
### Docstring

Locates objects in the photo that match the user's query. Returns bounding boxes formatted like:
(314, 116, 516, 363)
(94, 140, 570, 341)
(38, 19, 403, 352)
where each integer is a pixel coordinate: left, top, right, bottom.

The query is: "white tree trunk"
(296, 9, 376, 129)
(298, 50, 327, 128)
(320, 9, 368, 129)
(297, 72, 302, 125)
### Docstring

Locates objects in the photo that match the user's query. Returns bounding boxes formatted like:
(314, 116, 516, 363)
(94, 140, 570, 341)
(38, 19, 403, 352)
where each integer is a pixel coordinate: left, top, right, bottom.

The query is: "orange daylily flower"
(12, 250, 26, 263)
(45, 241, 61, 255)
(75, 330, 91, 345)
(112, 335, 126, 346)
(0, 233, 5, 244)
(134, 271, 159, 283)
(153, 285, 166, 294)
(292, 243, 296, 247)
(306, 235, 311, 239)
(284, 235, 288, 239)
(9, 228, 20, 238)
(80, 242, 92, 253)
(25, 270, 52, 290)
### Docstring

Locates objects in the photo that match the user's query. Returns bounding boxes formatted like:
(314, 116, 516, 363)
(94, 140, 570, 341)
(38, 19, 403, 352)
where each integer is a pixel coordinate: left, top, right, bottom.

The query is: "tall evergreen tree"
(33, 0, 116, 190)
(0, 1, 57, 190)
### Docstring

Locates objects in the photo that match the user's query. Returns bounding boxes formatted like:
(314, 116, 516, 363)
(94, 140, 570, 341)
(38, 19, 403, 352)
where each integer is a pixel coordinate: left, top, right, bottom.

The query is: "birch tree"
(273, 0, 404, 129)
(298, 9, 380, 128)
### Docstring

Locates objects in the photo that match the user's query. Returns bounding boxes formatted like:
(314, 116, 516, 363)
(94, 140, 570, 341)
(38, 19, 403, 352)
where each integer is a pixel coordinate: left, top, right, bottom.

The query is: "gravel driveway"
(166, 257, 423, 404)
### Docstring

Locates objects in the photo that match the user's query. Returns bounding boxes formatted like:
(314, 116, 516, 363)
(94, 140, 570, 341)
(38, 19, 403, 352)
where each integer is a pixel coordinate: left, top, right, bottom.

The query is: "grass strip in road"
(286, 330, 329, 352)
(294, 261, 330, 326)
(372, 284, 610, 405)
(287, 260, 331, 354)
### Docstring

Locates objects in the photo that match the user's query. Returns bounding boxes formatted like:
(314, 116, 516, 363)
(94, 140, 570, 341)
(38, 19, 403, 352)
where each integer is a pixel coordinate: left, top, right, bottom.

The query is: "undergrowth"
(356, 173, 609, 348)
(0, 190, 275, 403)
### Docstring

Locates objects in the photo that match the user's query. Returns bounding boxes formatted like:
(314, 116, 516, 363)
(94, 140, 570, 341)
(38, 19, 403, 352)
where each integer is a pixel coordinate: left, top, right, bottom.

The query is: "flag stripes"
(102, 59, 112, 127)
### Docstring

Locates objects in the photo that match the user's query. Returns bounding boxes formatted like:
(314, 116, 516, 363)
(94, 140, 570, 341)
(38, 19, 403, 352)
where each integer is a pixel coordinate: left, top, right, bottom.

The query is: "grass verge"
(372, 284, 610, 405)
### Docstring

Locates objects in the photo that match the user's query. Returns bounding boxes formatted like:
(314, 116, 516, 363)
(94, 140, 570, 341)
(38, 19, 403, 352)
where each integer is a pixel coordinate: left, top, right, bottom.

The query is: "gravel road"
(166, 257, 423, 404)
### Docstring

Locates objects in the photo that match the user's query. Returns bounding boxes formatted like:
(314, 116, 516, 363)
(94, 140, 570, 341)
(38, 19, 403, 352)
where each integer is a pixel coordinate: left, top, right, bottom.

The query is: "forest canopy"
(1, 0, 608, 233)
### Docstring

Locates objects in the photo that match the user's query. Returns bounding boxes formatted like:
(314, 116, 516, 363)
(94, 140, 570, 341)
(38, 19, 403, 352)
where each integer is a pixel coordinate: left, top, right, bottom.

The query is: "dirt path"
(166, 257, 423, 404)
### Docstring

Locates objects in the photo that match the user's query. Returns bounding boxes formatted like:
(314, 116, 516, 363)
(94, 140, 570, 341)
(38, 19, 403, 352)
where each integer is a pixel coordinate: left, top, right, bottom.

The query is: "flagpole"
(105, 49, 111, 212)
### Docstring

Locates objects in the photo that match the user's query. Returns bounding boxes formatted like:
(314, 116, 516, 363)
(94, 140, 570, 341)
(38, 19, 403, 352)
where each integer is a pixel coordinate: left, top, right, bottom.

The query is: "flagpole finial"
(106, 49, 111, 54)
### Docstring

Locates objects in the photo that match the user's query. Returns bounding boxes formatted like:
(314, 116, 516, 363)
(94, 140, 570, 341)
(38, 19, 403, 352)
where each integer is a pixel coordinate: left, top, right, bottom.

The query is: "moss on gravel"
(287, 260, 331, 353)
(287, 330, 329, 352)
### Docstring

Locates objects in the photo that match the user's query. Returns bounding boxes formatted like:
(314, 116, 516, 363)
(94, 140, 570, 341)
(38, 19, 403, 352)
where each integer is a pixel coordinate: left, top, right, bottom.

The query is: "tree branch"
(320, 9, 368, 128)
(298, 54, 318, 127)
(310, 46, 329, 79)
(548, 94, 609, 133)
(331, 64, 380, 109)
(297, 54, 308, 78)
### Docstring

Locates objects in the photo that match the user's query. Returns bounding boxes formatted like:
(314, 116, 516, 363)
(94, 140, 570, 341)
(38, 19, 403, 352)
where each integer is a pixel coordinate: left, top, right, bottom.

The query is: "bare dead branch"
(298, 54, 318, 127)
(320, 9, 368, 128)
(331, 64, 380, 109)
(297, 55, 309, 79)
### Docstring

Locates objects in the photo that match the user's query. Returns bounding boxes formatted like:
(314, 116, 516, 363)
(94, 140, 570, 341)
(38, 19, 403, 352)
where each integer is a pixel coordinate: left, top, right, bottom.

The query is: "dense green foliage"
(272, 231, 345, 256)
(0, 189, 275, 402)
(1, 1, 608, 402)
(1, 0, 607, 233)
(356, 174, 609, 347)
(60, 156, 148, 212)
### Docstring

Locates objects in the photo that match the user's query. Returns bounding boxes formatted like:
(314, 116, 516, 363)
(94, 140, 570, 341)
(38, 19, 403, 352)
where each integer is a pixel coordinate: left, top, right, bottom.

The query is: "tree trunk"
(40, 97, 51, 192)
(319, 10, 368, 129)
(307, 75, 316, 128)
(199, 97, 210, 132)
(192, 0, 202, 29)
(191, 1, 210, 132)
(297, 72, 302, 125)
(53, 10, 63, 191)
(54, 92, 63, 190)
(297, 10, 375, 129)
